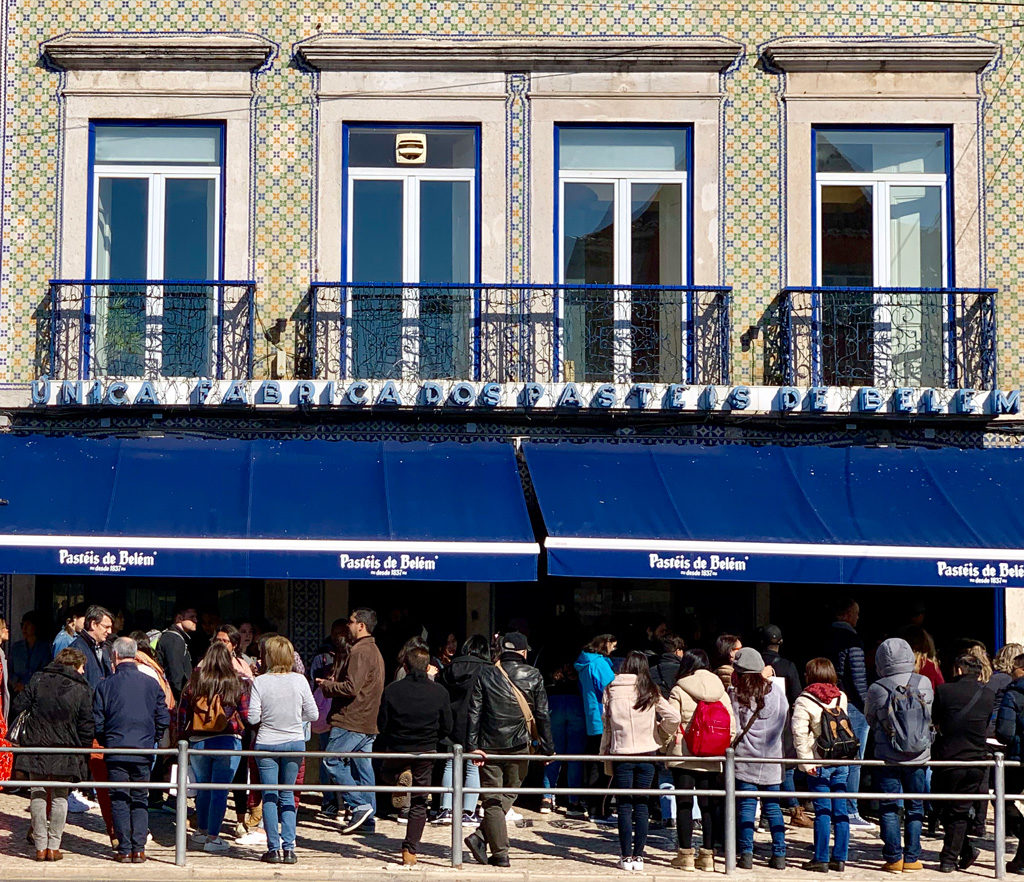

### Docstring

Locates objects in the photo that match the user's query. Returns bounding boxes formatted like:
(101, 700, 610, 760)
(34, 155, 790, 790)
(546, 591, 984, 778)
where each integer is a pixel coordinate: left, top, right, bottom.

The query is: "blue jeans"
(318, 731, 338, 813)
(543, 695, 586, 804)
(737, 781, 786, 857)
(440, 757, 481, 813)
(878, 765, 927, 864)
(781, 767, 799, 809)
(613, 760, 655, 858)
(190, 735, 242, 837)
(323, 727, 376, 823)
(256, 741, 305, 851)
(845, 705, 869, 816)
(809, 766, 850, 863)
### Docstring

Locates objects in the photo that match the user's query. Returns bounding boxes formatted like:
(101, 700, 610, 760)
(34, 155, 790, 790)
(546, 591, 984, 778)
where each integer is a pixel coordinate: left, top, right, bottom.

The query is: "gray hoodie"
(864, 637, 934, 764)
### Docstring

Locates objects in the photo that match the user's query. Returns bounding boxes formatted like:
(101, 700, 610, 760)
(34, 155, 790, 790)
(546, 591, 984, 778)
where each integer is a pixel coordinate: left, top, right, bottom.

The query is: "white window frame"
(91, 161, 222, 378)
(345, 166, 476, 380)
(816, 162, 950, 386)
(557, 168, 689, 383)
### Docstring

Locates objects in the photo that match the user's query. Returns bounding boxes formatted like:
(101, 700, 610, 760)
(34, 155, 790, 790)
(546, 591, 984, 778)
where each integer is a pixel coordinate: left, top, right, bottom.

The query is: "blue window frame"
(86, 121, 226, 377)
(553, 123, 694, 383)
(341, 123, 482, 380)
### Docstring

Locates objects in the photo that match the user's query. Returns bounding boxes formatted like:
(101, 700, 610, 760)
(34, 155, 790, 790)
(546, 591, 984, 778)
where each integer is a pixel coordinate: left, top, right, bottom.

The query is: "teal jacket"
(574, 651, 615, 736)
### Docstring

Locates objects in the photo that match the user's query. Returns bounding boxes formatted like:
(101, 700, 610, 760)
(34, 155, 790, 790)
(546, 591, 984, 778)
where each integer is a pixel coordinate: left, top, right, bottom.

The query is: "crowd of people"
(1, 597, 1024, 874)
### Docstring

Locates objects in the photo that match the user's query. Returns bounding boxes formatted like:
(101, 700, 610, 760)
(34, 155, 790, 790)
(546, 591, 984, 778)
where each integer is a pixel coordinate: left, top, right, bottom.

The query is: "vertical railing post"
(246, 283, 255, 379)
(724, 748, 736, 875)
(781, 290, 794, 386)
(451, 745, 464, 868)
(995, 753, 1007, 879)
(174, 740, 189, 867)
(721, 289, 731, 386)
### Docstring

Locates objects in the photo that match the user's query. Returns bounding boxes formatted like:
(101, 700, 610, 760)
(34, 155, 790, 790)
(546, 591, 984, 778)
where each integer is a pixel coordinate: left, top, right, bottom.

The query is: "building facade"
(0, 0, 1022, 667)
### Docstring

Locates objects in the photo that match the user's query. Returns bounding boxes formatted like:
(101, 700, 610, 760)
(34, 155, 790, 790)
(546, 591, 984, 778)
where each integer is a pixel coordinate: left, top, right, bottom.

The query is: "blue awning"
(0, 436, 538, 581)
(523, 442, 1024, 588)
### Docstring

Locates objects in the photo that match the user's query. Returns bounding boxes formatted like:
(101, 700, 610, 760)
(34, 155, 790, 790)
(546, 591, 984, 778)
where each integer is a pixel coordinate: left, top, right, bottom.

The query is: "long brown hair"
(621, 650, 660, 712)
(330, 632, 352, 681)
(190, 641, 243, 706)
(733, 670, 771, 715)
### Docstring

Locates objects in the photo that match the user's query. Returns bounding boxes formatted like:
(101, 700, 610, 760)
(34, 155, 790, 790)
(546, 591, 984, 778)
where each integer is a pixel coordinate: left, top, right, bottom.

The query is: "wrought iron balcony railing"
(301, 283, 731, 385)
(43, 280, 256, 380)
(780, 287, 997, 389)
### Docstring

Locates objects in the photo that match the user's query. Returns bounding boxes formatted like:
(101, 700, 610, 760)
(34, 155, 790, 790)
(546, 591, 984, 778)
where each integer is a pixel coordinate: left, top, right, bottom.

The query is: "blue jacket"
(93, 661, 169, 762)
(829, 621, 869, 710)
(996, 677, 1024, 761)
(70, 632, 113, 690)
(575, 651, 615, 736)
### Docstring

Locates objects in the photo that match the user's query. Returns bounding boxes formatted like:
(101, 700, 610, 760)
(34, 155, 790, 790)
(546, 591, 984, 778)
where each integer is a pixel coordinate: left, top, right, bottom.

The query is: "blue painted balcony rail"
(780, 286, 997, 389)
(44, 280, 256, 380)
(303, 283, 731, 386)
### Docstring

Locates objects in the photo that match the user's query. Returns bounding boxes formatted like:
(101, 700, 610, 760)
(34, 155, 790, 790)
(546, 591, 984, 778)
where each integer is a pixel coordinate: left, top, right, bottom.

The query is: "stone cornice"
(296, 36, 743, 73)
(762, 39, 998, 73)
(42, 34, 275, 72)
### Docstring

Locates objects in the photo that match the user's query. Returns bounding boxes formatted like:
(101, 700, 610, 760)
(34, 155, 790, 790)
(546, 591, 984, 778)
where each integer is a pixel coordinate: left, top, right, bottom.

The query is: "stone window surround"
(296, 37, 743, 286)
(761, 38, 1000, 289)
(42, 34, 274, 281)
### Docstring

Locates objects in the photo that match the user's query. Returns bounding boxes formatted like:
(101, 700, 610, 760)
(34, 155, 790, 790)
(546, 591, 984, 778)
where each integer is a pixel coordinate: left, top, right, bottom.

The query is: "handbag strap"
(495, 660, 535, 726)
(732, 705, 760, 748)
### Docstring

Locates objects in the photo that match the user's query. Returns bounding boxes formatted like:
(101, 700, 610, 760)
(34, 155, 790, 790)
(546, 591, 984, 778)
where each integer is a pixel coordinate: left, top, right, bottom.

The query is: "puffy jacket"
(12, 662, 94, 783)
(575, 651, 615, 736)
(466, 652, 553, 754)
(791, 689, 849, 772)
(864, 637, 934, 764)
(600, 674, 679, 755)
(829, 622, 868, 710)
(995, 677, 1024, 761)
(650, 653, 682, 699)
(440, 653, 490, 747)
(662, 669, 736, 772)
(731, 681, 789, 785)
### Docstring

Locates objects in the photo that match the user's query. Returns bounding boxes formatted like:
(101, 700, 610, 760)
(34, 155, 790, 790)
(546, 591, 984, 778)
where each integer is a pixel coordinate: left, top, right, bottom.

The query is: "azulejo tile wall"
(1, 2, 1021, 387)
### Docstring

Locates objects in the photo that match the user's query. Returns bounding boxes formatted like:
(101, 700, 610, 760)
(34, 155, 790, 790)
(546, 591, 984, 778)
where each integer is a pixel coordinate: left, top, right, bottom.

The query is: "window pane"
(95, 178, 148, 376)
(816, 129, 946, 174)
(162, 179, 217, 376)
(820, 185, 873, 287)
(560, 128, 687, 171)
(631, 182, 683, 381)
(94, 126, 221, 165)
(419, 180, 472, 379)
(889, 186, 943, 287)
(348, 127, 476, 169)
(351, 179, 403, 378)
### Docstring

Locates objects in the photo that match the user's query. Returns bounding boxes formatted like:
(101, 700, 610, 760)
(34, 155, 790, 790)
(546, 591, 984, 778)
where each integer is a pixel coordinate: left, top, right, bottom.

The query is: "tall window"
(815, 127, 950, 385)
(345, 125, 477, 380)
(91, 124, 222, 377)
(558, 126, 689, 383)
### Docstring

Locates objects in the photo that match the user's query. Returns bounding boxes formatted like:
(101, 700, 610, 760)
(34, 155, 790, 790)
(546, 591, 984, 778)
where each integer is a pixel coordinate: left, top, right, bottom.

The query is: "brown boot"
(790, 806, 814, 828)
(402, 848, 417, 866)
(670, 848, 696, 870)
(34, 851, 47, 862)
(46, 849, 63, 861)
(696, 849, 716, 871)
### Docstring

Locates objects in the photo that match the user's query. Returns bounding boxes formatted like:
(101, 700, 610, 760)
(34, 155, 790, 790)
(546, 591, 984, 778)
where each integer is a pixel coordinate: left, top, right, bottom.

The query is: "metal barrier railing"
(0, 743, 1017, 876)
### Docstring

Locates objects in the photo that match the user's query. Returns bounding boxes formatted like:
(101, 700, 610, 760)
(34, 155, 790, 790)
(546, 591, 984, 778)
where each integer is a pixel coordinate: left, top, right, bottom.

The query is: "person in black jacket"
(94, 636, 169, 863)
(155, 606, 196, 701)
(464, 631, 554, 867)
(996, 652, 1024, 874)
(377, 645, 453, 865)
(827, 598, 872, 827)
(932, 653, 995, 873)
(437, 634, 491, 824)
(12, 648, 95, 861)
(650, 634, 685, 699)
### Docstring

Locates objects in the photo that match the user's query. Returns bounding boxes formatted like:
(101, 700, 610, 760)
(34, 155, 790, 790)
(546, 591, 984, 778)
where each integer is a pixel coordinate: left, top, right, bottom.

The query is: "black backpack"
(810, 695, 860, 760)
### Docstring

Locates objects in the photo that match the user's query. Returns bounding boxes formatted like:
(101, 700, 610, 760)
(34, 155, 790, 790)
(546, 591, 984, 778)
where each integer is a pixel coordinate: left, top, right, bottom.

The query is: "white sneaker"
(632, 857, 644, 872)
(505, 807, 523, 822)
(191, 831, 209, 844)
(618, 857, 634, 871)
(235, 828, 268, 848)
(203, 835, 231, 853)
(66, 791, 92, 813)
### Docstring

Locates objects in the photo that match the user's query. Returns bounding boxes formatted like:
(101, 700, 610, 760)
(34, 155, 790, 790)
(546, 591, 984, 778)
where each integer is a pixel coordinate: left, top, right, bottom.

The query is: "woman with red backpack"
(663, 649, 736, 872)
(791, 657, 856, 872)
